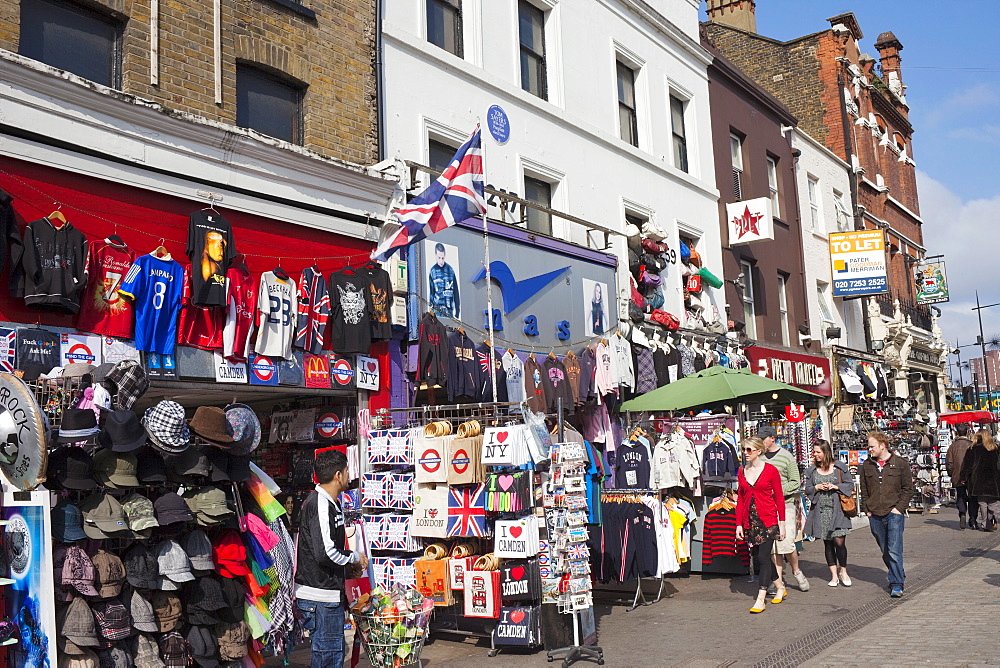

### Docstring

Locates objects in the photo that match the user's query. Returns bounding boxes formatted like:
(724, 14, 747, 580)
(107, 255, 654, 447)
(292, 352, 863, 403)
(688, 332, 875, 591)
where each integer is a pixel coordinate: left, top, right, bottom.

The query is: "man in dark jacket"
(860, 431, 914, 598)
(945, 424, 977, 529)
(294, 449, 367, 668)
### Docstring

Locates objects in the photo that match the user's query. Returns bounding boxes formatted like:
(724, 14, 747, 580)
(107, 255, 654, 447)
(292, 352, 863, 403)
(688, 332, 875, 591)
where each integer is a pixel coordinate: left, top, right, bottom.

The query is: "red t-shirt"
(76, 241, 136, 338)
(178, 265, 224, 350)
(223, 266, 257, 362)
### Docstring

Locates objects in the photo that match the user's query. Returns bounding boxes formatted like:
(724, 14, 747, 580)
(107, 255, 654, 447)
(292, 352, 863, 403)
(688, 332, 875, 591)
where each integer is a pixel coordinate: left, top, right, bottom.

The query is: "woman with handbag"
(803, 439, 855, 587)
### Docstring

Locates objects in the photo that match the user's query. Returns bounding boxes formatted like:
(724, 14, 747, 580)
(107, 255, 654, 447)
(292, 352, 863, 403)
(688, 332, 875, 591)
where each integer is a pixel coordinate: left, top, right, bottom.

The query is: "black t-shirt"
(186, 210, 235, 307)
(360, 265, 393, 342)
(327, 271, 371, 354)
(615, 440, 651, 489)
(16, 327, 60, 372)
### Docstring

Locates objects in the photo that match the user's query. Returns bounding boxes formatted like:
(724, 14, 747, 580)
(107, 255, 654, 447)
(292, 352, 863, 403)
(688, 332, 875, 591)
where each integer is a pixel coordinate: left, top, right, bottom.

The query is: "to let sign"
(830, 231, 888, 297)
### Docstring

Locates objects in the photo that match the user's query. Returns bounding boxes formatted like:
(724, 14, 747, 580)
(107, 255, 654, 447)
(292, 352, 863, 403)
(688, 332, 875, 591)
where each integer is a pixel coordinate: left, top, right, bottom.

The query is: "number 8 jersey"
(118, 253, 185, 356)
(255, 271, 298, 359)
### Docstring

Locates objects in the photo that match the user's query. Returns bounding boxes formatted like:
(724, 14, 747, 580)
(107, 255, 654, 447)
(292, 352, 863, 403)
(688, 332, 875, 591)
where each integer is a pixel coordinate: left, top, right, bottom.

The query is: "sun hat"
(187, 407, 234, 447)
(143, 401, 191, 454)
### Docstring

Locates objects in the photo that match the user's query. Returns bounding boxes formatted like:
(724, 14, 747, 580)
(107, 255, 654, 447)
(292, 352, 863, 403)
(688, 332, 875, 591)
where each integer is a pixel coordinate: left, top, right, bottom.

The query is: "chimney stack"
(874, 31, 904, 94)
(705, 0, 757, 33)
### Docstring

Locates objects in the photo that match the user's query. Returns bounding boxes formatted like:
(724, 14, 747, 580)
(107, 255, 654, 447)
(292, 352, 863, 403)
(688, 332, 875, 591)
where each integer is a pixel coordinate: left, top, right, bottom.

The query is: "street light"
(972, 291, 1000, 413)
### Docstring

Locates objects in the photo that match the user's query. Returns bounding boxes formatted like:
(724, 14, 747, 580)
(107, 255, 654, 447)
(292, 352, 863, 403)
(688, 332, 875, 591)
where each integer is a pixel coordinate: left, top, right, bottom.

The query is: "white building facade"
(380, 0, 723, 329)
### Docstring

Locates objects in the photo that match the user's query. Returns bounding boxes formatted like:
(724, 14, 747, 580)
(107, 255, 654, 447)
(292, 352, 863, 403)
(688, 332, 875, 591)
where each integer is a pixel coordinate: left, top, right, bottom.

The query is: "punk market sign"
(726, 197, 774, 245)
(745, 346, 832, 397)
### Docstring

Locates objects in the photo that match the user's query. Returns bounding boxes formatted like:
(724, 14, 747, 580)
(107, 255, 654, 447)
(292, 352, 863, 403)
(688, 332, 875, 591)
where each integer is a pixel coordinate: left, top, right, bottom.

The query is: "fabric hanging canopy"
(938, 410, 998, 425)
(619, 365, 821, 413)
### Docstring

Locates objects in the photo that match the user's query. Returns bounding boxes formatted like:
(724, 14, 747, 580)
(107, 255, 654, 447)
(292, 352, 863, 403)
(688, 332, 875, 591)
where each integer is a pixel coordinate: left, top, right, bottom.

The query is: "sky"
(700, 1, 1000, 383)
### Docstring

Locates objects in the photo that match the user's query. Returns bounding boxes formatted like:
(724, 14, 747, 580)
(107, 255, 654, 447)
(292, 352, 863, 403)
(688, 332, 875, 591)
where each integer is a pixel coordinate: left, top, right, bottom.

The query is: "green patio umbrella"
(619, 365, 821, 413)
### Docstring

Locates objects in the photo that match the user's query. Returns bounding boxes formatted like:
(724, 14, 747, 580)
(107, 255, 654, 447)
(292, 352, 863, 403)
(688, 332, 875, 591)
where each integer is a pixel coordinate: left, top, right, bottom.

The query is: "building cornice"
(611, 0, 714, 67)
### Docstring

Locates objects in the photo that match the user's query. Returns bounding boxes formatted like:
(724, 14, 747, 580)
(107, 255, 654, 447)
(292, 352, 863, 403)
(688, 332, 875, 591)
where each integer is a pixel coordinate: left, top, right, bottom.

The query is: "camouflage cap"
(121, 493, 159, 533)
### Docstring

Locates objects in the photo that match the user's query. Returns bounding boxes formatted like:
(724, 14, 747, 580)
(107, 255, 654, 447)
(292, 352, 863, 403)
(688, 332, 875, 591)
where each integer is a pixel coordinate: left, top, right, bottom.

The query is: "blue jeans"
(869, 512, 905, 588)
(297, 598, 345, 668)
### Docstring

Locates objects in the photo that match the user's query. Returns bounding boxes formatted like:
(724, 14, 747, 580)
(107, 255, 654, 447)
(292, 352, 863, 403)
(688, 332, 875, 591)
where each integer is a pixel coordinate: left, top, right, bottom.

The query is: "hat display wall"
(143, 401, 191, 455)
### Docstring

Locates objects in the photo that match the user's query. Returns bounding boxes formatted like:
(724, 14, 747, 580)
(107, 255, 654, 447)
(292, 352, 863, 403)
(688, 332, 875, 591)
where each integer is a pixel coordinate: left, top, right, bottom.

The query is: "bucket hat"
(143, 401, 191, 454)
(122, 492, 159, 533)
(52, 498, 88, 542)
(135, 447, 167, 484)
(153, 492, 194, 526)
(99, 410, 148, 452)
(94, 449, 140, 488)
(57, 408, 100, 444)
(223, 404, 260, 455)
(91, 598, 132, 640)
(187, 407, 234, 447)
(48, 446, 99, 490)
(62, 545, 100, 597)
(123, 542, 159, 590)
(106, 360, 149, 410)
(79, 493, 128, 539)
(59, 597, 100, 647)
(91, 549, 126, 599)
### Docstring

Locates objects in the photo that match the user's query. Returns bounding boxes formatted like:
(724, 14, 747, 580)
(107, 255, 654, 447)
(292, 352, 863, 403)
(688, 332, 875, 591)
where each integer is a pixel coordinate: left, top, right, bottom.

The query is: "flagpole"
(480, 123, 499, 403)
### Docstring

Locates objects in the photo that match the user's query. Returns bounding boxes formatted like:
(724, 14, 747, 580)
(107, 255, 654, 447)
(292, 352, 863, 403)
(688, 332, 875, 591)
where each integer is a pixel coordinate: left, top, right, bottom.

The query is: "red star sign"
(732, 205, 764, 240)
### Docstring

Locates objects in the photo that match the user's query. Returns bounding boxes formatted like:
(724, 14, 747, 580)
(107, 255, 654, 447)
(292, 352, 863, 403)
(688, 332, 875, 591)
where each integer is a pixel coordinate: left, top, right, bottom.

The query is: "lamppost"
(971, 292, 1000, 413)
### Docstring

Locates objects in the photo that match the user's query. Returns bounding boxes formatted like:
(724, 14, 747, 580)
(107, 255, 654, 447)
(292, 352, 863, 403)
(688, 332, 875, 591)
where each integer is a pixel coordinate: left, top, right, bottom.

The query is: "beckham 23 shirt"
(255, 271, 297, 359)
(118, 253, 185, 356)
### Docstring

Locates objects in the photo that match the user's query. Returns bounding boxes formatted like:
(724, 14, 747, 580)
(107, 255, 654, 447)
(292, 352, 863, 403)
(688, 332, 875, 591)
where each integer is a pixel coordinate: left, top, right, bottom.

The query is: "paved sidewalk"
(801, 546, 1000, 667)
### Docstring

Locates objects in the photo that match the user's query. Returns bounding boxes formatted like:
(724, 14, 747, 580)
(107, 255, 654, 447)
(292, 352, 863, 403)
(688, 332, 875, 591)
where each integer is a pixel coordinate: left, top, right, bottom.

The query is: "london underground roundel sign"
(331, 358, 355, 386)
(315, 412, 342, 440)
(250, 355, 276, 383)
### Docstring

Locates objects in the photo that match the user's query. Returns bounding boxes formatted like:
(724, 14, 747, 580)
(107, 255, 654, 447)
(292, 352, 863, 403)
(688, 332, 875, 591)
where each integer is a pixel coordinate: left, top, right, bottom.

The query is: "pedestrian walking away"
(859, 431, 914, 598)
(958, 428, 1000, 531)
(756, 426, 809, 593)
(802, 439, 854, 587)
(945, 424, 977, 529)
(294, 449, 369, 668)
(736, 437, 787, 613)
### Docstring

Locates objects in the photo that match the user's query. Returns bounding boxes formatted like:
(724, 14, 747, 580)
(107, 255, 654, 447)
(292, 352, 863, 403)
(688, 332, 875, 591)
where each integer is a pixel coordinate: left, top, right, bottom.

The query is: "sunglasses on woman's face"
(743, 447, 756, 453)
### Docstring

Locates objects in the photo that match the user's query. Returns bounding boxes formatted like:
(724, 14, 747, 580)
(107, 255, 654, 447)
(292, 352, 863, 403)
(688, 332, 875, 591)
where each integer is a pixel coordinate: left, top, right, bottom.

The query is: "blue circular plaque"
(487, 105, 510, 144)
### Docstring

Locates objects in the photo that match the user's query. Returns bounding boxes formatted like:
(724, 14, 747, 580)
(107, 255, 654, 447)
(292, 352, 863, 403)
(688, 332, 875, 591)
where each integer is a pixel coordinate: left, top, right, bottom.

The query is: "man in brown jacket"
(860, 431, 914, 598)
(945, 424, 977, 529)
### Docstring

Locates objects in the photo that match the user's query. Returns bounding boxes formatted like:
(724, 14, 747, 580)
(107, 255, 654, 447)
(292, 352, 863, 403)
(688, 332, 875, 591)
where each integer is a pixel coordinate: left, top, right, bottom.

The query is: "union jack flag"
(361, 472, 391, 509)
(371, 127, 486, 262)
(567, 544, 589, 560)
(447, 483, 489, 537)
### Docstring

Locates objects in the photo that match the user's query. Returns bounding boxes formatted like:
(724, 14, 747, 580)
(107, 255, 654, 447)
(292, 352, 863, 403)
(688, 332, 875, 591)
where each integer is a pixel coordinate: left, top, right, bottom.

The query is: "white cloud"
(923, 83, 1000, 128)
(917, 170, 1000, 360)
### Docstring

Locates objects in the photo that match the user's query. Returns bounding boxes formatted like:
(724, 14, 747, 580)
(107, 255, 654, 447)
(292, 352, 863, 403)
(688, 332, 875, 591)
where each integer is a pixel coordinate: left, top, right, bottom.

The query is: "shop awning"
(938, 410, 998, 425)
(619, 365, 821, 413)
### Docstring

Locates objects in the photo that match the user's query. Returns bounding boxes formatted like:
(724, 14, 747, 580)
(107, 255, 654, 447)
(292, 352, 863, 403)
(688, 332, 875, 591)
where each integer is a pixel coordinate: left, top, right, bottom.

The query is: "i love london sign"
(726, 197, 774, 245)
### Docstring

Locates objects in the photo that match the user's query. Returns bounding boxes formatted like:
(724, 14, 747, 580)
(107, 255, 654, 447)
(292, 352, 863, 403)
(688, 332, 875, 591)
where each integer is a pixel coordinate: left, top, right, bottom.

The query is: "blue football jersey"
(118, 254, 185, 355)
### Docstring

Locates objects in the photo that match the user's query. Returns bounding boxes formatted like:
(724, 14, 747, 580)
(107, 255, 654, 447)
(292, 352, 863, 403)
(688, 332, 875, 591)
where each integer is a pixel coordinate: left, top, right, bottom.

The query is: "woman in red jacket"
(736, 436, 787, 613)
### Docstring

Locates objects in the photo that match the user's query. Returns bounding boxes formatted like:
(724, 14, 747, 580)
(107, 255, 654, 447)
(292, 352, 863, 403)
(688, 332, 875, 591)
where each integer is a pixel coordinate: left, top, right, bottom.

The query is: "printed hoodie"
(447, 330, 481, 401)
(543, 356, 574, 414)
(523, 354, 549, 414)
(16, 218, 88, 313)
(417, 312, 448, 387)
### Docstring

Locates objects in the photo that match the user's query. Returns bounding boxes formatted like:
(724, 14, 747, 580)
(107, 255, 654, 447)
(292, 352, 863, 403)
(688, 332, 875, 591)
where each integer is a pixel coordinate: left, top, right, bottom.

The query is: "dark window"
(670, 95, 688, 172)
(19, 0, 119, 87)
(428, 139, 457, 173)
(518, 1, 547, 100)
(625, 212, 646, 229)
(617, 61, 638, 147)
(427, 0, 462, 56)
(236, 65, 304, 144)
(523, 176, 552, 236)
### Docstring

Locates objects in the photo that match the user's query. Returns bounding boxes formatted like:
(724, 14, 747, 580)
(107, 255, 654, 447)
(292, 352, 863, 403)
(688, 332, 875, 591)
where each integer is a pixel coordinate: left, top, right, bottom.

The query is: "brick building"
(703, 0, 949, 408)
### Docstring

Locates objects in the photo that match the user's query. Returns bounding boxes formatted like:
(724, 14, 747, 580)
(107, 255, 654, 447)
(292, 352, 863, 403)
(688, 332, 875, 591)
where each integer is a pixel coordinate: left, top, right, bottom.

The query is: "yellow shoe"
(750, 594, 767, 613)
(771, 587, 787, 604)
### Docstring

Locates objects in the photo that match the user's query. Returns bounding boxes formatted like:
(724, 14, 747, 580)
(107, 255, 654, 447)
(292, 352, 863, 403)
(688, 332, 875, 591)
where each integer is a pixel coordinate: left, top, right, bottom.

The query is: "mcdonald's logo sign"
(304, 353, 332, 389)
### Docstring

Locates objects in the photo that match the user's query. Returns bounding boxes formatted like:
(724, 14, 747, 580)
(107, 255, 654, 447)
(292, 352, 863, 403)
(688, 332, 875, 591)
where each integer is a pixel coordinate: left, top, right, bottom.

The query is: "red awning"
(939, 410, 998, 425)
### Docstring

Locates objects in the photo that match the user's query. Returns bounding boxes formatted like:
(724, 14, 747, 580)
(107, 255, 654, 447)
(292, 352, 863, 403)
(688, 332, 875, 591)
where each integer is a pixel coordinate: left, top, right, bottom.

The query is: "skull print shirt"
(328, 270, 372, 354)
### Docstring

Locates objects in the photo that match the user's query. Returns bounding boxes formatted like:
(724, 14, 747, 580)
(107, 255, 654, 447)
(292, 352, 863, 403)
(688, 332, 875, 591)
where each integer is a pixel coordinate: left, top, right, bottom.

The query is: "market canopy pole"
(480, 126, 498, 402)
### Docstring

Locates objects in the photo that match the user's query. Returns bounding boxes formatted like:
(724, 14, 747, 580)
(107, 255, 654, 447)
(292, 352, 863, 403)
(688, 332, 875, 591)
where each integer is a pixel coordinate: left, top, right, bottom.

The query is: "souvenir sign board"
(213, 352, 248, 383)
(492, 606, 539, 647)
(0, 373, 48, 490)
(102, 337, 140, 364)
(463, 570, 500, 619)
(60, 333, 102, 366)
(248, 353, 279, 386)
(356, 355, 379, 390)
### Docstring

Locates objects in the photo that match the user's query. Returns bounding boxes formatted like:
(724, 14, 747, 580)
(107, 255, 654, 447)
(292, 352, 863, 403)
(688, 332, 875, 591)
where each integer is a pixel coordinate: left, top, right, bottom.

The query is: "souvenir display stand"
(366, 400, 603, 663)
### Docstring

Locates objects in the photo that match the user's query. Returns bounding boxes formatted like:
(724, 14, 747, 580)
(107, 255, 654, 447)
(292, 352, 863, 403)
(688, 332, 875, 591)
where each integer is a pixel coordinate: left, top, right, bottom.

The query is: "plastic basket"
(352, 606, 431, 668)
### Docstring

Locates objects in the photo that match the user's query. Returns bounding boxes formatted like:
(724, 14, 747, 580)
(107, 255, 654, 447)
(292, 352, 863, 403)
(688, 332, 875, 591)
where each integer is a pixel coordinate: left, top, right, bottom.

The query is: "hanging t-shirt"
(118, 253, 185, 355)
(502, 351, 525, 404)
(293, 267, 330, 355)
(360, 264, 393, 342)
(76, 240, 135, 339)
(222, 266, 257, 363)
(16, 328, 60, 372)
(328, 271, 371, 354)
(255, 271, 297, 359)
(178, 265, 224, 350)
(615, 438, 652, 489)
(186, 210, 235, 307)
